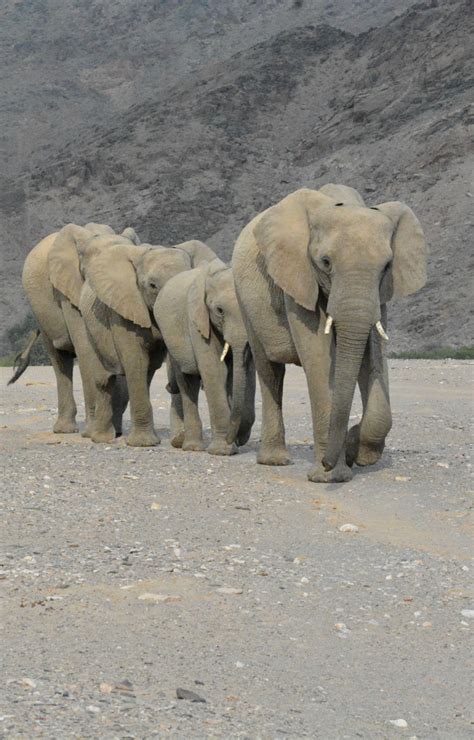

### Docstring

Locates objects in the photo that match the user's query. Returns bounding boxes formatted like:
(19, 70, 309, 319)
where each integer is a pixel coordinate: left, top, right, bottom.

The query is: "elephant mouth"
(324, 313, 389, 342)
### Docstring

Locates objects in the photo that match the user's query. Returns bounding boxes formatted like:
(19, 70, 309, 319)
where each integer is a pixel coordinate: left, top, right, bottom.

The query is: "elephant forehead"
(314, 206, 393, 242)
(146, 249, 189, 273)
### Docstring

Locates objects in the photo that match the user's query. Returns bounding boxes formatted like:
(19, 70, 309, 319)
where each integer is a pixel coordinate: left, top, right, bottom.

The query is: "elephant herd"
(12, 184, 427, 483)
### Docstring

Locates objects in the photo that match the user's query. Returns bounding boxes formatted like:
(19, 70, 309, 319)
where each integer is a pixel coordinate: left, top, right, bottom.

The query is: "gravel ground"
(0, 361, 472, 739)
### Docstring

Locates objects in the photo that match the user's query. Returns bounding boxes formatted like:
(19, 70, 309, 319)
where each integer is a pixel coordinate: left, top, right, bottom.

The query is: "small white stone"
(301, 577, 309, 584)
(460, 609, 474, 619)
(389, 719, 408, 728)
(339, 523, 359, 533)
(138, 593, 181, 603)
(235, 661, 244, 668)
(86, 705, 101, 714)
(436, 462, 449, 468)
(19, 678, 36, 689)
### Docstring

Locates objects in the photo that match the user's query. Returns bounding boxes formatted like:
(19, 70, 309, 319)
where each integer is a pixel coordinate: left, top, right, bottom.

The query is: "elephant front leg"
(346, 327, 392, 468)
(287, 302, 353, 483)
(124, 360, 160, 448)
(198, 346, 237, 456)
(256, 360, 291, 466)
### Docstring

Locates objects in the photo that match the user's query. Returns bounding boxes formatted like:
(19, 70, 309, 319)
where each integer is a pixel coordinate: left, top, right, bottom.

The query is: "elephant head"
(253, 185, 427, 471)
(189, 259, 255, 446)
(83, 241, 191, 328)
(174, 240, 218, 267)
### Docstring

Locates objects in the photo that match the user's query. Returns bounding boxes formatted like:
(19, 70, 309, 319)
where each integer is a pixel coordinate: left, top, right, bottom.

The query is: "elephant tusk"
(375, 321, 389, 341)
(220, 341, 230, 362)
(324, 315, 333, 335)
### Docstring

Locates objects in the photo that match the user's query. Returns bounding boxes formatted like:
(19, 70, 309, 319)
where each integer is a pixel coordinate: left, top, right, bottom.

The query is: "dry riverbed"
(0, 361, 472, 739)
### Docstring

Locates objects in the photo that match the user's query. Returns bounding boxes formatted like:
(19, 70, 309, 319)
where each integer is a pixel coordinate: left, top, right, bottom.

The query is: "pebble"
(86, 705, 101, 714)
(150, 502, 161, 510)
(216, 587, 243, 595)
(460, 609, 474, 619)
(339, 523, 359, 533)
(436, 462, 449, 468)
(176, 687, 206, 703)
(334, 622, 351, 637)
(19, 678, 36, 689)
(138, 593, 182, 603)
(389, 719, 408, 728)
(395, 475, 411, 482)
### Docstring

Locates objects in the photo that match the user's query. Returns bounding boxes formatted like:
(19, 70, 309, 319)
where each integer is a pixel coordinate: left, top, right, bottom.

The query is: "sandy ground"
(0, 361, 472, 739)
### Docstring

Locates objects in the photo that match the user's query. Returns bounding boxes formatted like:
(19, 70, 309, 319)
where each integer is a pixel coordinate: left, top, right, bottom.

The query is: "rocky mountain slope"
(1, 0, 472, 353)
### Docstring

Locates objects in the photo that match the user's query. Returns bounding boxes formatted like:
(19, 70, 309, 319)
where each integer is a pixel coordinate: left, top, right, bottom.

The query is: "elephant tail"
(7, 329, 41, 385)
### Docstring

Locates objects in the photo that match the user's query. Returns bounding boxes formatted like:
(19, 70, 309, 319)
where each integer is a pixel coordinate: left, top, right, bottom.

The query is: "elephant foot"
(346, 424, 384, 467)
(91, 428, 116, 444)
(236, 427, 253, 447)
(170, 431, 185, 449)
(53, 419, 78, 434)
(308, 462, 353, 483)
(257, 447, 292, 466)
(207, 440, 238, 456)
(182, 437, 206, 452)
(126, 430, 160, 447)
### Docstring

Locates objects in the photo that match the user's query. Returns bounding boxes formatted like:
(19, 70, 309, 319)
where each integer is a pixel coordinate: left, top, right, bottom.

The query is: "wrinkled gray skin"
(154, 259, 256, 456)
(232, 183, 428, 483)
(80, 239, 217, 446)
(21, 223, 139, 436)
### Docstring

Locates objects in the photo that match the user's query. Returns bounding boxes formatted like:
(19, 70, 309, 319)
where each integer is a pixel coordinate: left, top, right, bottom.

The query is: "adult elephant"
(79, 238, 217, 446)
(232, 184, 427, 483)
(17, 222, 139, 436)
(154, 258, 255, 455)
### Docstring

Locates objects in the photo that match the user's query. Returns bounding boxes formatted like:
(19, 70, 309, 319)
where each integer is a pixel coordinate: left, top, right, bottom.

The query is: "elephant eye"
(215, 306, 224, 315)
(149, 281, 157, 289)
(321, 256, 332, 271)
(382, 260, 392, 274)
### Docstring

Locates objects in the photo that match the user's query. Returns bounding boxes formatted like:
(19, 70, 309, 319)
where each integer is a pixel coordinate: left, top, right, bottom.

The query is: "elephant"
(153, 258, 256, 455)
(79, 238, 218, 446)
(17, 222, 139, 436)
(232, 183, 427, 483)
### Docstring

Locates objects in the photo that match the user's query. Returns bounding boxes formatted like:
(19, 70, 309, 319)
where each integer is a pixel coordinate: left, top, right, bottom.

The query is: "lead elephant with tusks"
(154, 259, 256, 455)
(232, 184, 428, 483)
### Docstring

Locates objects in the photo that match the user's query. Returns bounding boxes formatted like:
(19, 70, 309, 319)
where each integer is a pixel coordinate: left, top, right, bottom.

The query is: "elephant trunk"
(322, 293, 377, 471)
(226, 342, 255, 446)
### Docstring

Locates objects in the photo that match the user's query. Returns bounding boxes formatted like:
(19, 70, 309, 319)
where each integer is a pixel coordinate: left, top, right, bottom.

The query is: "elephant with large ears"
(79, 238, 218, 446)
(153, 258, 256, 455)
(19, 222, 138, 436)
(232, 183, 427, 483)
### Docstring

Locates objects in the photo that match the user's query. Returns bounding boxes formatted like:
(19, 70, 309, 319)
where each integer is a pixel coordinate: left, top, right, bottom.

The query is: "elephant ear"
(84, 242, 152, 328)
(175, 240, 218, 267)
(376, 201, 428, 299)
(121, 227, 141, 245)
(48, 224, 91, 308)
(320, 183, 365, 206)
(253, 188, 333, 311)
(188, 266, 210, 339)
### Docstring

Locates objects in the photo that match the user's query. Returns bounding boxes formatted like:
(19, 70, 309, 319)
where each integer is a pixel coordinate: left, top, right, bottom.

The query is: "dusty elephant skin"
(0, 362, 472, 738)
(154, 258, 256, 456)
(78, 239, 217, 447)
(232, 184, 428, 484)
(17, 223, 138, 438)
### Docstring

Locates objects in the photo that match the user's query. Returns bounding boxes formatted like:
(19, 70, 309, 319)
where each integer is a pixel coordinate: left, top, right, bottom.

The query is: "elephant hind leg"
(41, 332, 78, 434)
(174, 368, 206, 452)
(248, 328, 290, 466)
(91, 375, 117, 444)
(112, 375, 129, 437)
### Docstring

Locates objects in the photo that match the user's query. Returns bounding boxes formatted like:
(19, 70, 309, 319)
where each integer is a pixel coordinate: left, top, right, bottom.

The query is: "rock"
(436, 462, 449, 468)
(86, 705, 101, 714)
(339, 523, 359, 533)
(216, 587, 243, 595)
(99, 682, 113, 694)
(138, 593, 182, 603)
(389, 719, 408, 728)
(150, 502, 161, 510)
(460, 609, 474, 619)
(334, 622, 351, 637)
(176, 687, 206, 703)
(395, 475, 411, 482)
(19, 678, 36, 689)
